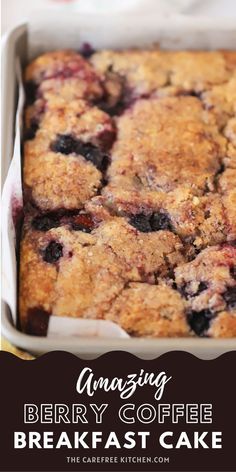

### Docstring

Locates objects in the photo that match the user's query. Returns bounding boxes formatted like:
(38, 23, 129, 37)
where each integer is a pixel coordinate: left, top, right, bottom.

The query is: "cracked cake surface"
(20, 48, 236, 337)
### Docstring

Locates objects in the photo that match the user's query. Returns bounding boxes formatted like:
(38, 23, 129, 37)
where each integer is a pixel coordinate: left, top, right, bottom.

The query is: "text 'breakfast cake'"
(20, 48, 236, 337)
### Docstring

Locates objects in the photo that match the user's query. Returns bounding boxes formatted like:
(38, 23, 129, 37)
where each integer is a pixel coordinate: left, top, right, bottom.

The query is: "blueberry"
(77, 141, 109, 171)
(129, 214, 152, 233)
(51, 135, 109, 171)
(32, 215, 60, 232)
(188, 309, 213, 336)
(51, 134, 78, 155)
(150, 212, 173, 231)
(24, 120, 39, 140)
(25, 307, 50, 336)
(223, 286, 236, 309)
(80, 42, 96, 58)
(25, 80, 38, 105)
(42, 241, 63, 263)
(129, 212, 173, 233)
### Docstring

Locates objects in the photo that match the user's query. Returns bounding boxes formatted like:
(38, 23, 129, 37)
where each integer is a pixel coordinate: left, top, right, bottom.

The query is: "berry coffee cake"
(20, 49, 236, 337)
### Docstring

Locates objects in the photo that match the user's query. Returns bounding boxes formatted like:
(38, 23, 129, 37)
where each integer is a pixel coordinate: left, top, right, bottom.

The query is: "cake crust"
(20, 49, 236, 338)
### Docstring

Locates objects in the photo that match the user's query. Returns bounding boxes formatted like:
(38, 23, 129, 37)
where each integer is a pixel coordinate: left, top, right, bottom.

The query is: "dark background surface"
(0, 350, 235, 472)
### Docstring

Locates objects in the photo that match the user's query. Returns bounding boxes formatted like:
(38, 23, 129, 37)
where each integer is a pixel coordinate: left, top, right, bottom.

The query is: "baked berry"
(188, 309, 213, 336)
(51, 135, 108, 171)
(25, 81, 38, 105)
(223, 286, 236, 309)
(150, 212, 173, 231)
(43, 241, 63, 263)
(26, 307, 50, 336)
(70, 213, 94, 232)
(129, 212, 173, 233)
(80, 42, 96, 58)
(51, 134, 78, 155)
(76, 141, 109, 171)
(129, 214, 152, 232)
(32, 215, 60, 232)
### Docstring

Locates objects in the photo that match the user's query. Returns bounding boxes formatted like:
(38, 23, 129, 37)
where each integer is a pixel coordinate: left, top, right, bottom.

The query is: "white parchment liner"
(2, 60, 24, 323)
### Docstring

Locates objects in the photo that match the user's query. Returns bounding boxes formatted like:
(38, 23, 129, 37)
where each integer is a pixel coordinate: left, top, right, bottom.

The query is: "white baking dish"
(1, 14, 236, 359)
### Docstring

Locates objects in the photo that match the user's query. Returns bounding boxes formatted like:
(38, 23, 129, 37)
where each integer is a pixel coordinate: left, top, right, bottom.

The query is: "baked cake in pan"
(20, 49, 236, 337)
